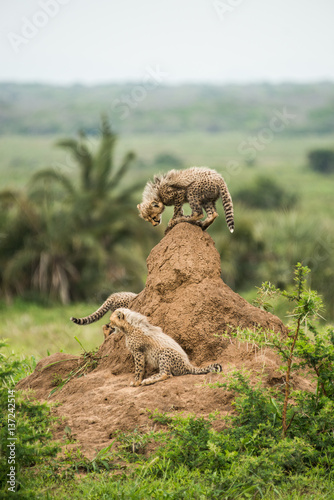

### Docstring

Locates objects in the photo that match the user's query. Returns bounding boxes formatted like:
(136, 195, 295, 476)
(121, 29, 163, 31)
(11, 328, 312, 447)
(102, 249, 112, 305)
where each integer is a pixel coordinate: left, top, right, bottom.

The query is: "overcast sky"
(1, 0, 334, 85)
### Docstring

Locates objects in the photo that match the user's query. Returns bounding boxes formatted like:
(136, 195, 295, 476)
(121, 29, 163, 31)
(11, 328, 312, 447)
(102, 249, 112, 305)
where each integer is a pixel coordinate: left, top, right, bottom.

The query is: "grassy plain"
(1, 131, 334, 223)
(1, 131, 334, 176)
(0, 300, 106, 360)
(1, 130, 334, 196)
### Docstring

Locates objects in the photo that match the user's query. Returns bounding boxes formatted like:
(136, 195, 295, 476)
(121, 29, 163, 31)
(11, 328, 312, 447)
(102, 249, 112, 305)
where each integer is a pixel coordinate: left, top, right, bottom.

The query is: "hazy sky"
(1, 0, 334, 85)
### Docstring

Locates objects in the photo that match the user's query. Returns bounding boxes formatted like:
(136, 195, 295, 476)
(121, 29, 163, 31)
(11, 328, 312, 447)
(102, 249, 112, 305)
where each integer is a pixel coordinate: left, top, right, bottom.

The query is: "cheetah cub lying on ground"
(137, 166, 234, 232)
(104, 308, 222, 386)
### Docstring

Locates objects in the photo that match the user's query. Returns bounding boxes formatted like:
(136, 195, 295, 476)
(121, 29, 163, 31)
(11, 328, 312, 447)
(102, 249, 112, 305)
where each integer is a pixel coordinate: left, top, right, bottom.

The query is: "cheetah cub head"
(106, 308, 129, 336)
(103, 309, 127, 339)
(137, 200, 164, 226)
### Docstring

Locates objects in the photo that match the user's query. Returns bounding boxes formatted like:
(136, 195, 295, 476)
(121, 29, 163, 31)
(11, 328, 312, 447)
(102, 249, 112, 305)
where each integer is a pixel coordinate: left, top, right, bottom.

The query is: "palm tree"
(31, 116, 138, 235)
(0, 117, 152, 304)
(0, 190, 104, 304)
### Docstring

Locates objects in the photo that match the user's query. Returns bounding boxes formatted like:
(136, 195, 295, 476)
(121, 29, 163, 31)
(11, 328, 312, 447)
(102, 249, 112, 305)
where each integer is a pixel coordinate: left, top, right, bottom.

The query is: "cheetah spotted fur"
(104, 308, 222, 386)
(137, 166, 234, 232)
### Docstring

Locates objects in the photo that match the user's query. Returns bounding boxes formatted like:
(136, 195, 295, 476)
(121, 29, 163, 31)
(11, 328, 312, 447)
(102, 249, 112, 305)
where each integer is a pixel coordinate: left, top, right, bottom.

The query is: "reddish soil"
(17, 223, 313, 458)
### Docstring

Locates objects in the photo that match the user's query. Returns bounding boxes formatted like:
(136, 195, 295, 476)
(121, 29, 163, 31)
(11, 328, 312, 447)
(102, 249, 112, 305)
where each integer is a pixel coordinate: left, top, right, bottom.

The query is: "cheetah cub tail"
(190, 363, 222, 375)
(218, 178, 234, 233)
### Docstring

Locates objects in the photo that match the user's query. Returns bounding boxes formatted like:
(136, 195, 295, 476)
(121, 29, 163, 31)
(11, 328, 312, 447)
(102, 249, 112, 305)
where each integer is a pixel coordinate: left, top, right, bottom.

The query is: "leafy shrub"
(308, 148, 334, 174)
(235, 175, 297, 210)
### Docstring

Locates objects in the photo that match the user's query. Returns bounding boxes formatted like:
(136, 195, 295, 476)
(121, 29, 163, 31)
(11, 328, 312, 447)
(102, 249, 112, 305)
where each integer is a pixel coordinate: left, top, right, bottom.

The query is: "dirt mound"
(18, 223, 311, 458)
(97, 223, 287, 374)
(129, 223, 286, 365)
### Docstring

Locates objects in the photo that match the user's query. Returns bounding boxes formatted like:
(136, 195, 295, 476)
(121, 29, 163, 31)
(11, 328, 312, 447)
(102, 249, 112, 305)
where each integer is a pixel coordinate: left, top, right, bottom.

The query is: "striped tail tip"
(227, 220, 234, 233)
(70, 317, 79, 324)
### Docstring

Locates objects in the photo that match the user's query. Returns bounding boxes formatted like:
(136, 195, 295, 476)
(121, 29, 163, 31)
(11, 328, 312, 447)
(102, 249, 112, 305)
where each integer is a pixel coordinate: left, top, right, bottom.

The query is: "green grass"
(2, 131, 334, 217)
(1, 131, 334, 183)
(0, 300, 105, 360)
(19, 468, 334, 499)
(0, 135, 66, 188)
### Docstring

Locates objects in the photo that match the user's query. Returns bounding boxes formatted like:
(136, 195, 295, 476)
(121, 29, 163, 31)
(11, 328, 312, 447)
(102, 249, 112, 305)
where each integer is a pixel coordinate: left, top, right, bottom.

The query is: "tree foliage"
(0, 117, 153, 304)
(234, 175, 297, 210)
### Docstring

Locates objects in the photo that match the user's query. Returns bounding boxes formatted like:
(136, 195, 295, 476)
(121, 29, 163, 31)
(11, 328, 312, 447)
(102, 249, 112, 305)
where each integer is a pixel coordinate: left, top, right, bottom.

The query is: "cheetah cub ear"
(117, 311, 125, 320)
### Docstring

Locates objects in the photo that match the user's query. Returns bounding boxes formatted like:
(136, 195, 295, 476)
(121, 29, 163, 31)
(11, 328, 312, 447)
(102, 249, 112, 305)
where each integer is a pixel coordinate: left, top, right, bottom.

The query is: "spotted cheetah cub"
(70, 292, 137, 326)
(104, 308, 222, 386)
(137, 167, 234, 232)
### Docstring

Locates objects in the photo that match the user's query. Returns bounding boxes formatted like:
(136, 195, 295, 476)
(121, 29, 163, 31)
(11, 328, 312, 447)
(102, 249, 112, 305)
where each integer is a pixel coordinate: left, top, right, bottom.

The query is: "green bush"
(308, 148, 334, 174)
(234, 175, 297, 210)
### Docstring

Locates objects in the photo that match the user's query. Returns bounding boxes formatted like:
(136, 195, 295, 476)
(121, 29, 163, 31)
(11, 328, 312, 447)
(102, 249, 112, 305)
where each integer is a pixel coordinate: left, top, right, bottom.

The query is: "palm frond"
(108, 151, 136, 190)
(56, 138, 93, 191)
(111, 180, 144, 203)
(0, 189, 21, 209)
(3, 248, 38, 285)
(29, 168, 76, 197)
(94, 116, 117, 191)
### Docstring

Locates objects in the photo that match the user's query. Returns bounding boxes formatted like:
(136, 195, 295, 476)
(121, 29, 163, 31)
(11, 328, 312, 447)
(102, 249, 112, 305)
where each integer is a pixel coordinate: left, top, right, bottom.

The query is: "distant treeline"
(1, 81, 334, 135)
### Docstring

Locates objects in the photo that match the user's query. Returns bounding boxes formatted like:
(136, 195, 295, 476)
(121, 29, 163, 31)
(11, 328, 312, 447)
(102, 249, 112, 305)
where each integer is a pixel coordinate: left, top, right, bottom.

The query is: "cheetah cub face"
(106, 309, 127, 333)
(137, 201, 164, 226)
(103, 309, 126, 339)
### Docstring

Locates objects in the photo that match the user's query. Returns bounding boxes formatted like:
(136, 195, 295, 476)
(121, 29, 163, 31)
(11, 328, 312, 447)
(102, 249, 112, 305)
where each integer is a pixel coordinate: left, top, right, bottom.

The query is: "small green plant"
(47, 338, 103, 397)
(58, 444, 116, 474)
(51, 373, 63, 387)
(113, 428, 159, 463)
(230, 263, 334, 437)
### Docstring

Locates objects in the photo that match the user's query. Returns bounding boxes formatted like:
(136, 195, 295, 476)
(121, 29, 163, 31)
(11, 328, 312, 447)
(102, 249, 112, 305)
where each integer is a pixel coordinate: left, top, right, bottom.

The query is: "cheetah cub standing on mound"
(104, 308, 222, 386)
(137, 166, 234, 232)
